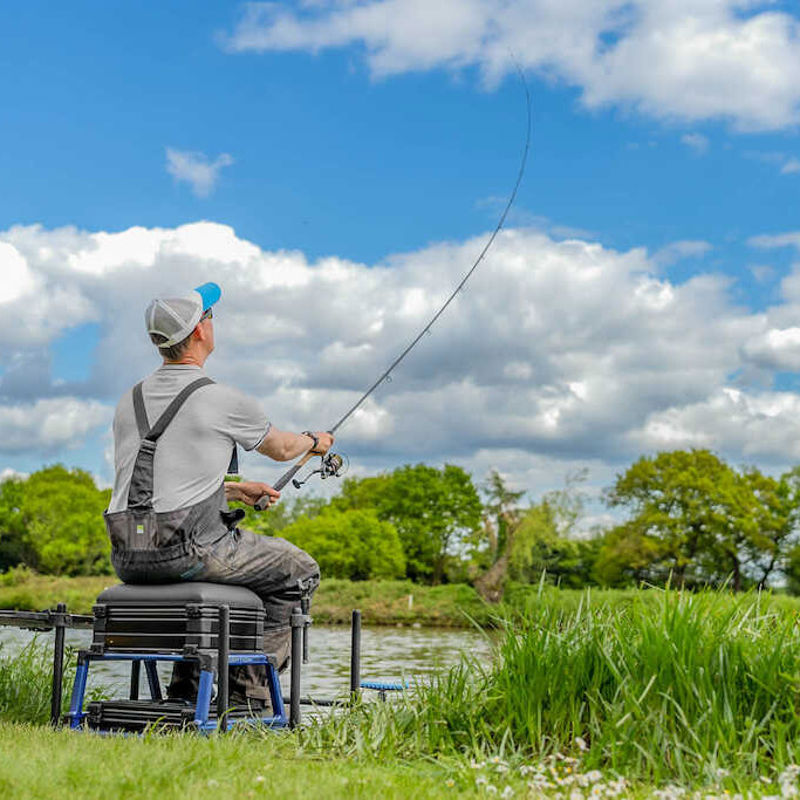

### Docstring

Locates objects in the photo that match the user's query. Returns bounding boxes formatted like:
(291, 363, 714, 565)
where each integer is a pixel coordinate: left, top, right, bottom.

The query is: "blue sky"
(1, 1, 800, 511)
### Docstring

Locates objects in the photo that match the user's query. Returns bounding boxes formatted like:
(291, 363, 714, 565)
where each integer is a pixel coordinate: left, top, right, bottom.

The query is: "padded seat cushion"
(97, 581, 262, 609)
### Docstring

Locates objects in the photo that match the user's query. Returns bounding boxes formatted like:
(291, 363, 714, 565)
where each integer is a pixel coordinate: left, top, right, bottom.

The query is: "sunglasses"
(200, 307, 213, 322)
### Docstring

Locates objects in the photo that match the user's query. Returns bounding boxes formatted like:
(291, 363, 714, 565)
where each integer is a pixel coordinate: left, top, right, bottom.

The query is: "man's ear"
(192, 324, 205, 341)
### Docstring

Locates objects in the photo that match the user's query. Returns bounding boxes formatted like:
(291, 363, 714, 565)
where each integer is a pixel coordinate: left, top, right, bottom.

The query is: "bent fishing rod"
(255, 68, 532, 511)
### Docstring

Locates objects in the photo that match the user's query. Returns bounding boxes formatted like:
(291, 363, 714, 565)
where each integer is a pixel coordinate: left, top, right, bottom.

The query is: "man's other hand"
(226, 481, 280, 507)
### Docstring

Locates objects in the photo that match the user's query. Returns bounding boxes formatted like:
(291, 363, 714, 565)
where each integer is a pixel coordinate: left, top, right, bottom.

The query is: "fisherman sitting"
(104, 281, 333, 708)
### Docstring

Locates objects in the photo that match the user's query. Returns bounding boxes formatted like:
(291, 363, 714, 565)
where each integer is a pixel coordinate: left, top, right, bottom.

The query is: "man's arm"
(256, 427, 334, 461)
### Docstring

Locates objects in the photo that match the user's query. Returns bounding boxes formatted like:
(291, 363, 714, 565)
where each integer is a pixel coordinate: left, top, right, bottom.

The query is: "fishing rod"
(255, 67, 532, 511)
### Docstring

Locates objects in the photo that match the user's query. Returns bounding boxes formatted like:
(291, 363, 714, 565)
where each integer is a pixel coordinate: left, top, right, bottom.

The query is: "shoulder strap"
(126, 376, 215, 511)
(132, 382, 149, 439)
(144, 377, 215, 442)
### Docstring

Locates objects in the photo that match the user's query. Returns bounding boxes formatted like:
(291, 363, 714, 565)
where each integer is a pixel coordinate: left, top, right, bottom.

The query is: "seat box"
(92, 582, 264, 653)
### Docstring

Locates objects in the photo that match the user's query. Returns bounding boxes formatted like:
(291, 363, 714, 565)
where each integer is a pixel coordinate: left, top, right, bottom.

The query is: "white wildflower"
(575, 736, 588, 751)
(585, 770, 602, 784)
(485, 785, 498, 795)
(501, 787, 514, 799)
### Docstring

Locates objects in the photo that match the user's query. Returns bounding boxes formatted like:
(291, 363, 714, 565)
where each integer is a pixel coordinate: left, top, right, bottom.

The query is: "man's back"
(108, 364, 269, 513)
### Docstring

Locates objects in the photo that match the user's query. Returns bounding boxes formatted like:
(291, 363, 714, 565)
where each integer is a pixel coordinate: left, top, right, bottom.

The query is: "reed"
(0, 639, 69, 725)
(301, 587, 800, 787)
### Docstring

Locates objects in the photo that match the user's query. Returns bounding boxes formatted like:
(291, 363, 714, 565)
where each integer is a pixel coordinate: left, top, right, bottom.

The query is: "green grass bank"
(5, 588, 800, 796)
(5, 569, 800, 627)
(0, 571, 493, 626)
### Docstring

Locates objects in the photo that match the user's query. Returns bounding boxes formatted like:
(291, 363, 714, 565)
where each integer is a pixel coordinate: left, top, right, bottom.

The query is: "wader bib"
(105, 377, 232, 584)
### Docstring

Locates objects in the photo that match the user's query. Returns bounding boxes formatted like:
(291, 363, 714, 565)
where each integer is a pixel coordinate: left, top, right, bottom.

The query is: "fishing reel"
(292, 452, 348, 489)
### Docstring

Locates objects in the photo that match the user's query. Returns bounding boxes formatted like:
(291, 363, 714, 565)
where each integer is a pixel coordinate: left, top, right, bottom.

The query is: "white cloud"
(743, 150, 800, 175)
(748, 231, 800, 251)
(742, 327, 800, 371)
(0, 242, 38, 303)
(781, 157, 800, 175)
(165, 148, 234, 197)
(222, 1, 800, 131)
(652, 239, 712, 269)
(0, 467, 28, 482)
(630, 388, 800, 461)
(681, 133, 710, 154)
(0, 399, 112, 453)
(4, 220, 800, 493)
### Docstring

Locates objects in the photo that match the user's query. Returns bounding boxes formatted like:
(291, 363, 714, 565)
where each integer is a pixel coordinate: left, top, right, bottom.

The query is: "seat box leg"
(130, 660, 141, 700)
(267, 664, 286, 725)
(144, 660, 163, 701)
(194, 669, 215, 730)
(66, 653, 90, 729)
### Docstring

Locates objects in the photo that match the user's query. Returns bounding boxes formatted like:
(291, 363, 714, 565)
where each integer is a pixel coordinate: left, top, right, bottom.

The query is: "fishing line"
(256, 63, 532, 507)
(330, 64, 532, 435)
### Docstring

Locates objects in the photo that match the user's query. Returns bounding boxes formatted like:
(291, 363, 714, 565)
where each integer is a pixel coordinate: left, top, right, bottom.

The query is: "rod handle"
(254, 450, 317, 511)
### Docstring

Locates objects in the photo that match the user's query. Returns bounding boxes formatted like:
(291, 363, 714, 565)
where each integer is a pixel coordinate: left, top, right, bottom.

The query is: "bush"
(281, 509, 405, 580)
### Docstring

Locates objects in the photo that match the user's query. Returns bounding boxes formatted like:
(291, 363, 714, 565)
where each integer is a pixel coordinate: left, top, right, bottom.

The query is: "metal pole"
(301, 596, 310, 664)
(129, 660, 141, 700)
(217, 605, 230, 733)
(289, 607, 303, 729)
(350, 609, 361, 703)
(50, 603, 67, 727)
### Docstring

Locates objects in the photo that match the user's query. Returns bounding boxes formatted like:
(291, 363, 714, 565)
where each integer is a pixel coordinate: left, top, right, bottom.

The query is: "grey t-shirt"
(108, 364, 270, 513)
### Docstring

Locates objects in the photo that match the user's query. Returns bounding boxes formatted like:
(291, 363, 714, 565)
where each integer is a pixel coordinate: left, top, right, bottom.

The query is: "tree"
(474, 470, 592, 601)
(332, 464, 482, 584)
(234, 492, 328, 538)
(20, 465, 113, 575)
(603, 450, 791, 591)
(281, 508, 405, 580)
(592, 522, 670, 587)
(0, 476, 26, 571)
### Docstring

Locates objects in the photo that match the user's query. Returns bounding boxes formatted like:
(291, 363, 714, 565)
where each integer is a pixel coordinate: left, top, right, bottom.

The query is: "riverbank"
(0, 571, 493, 627)
(5, 587, 800, 797)
(4, 570, 800, 627)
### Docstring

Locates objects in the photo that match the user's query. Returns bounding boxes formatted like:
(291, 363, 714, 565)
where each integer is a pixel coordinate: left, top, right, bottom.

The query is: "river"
(0, 623, 492, 705)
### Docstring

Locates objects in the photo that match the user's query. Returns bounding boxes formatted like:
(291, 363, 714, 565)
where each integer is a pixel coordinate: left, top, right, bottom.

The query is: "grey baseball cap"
(145, 282, 221, 347)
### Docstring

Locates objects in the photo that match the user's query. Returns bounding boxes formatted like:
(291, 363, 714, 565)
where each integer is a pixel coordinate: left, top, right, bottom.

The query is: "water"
(0, 624, 491, 703)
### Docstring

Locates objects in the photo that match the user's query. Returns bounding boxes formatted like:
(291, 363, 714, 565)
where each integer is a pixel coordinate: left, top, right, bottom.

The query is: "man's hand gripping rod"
(254, 450, 318, 511)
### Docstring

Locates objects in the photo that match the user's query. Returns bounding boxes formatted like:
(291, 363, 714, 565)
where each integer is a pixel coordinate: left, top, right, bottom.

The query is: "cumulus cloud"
(748, 231, 800, 251)
(681, 133, 709, 155)
(0, 398, 112, 453)
(222, 0, 800, 131)
(6, 222, 800, 488)
(4, 219, 800, 493)
(652, 240, 712, 269)
(165, 148, 234, 197)
(781, 157, 800, 175)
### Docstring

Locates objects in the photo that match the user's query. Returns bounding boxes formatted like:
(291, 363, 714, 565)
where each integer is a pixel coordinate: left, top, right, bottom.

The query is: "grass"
(4, 587, 800, 796)
(299, 586, 800, 789)
(0, 724, 480, 800)
(0, 639, 76, 725)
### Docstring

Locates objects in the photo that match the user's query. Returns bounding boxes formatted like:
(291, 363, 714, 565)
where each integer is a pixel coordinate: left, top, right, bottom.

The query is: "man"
(105, 281, 333, 707)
